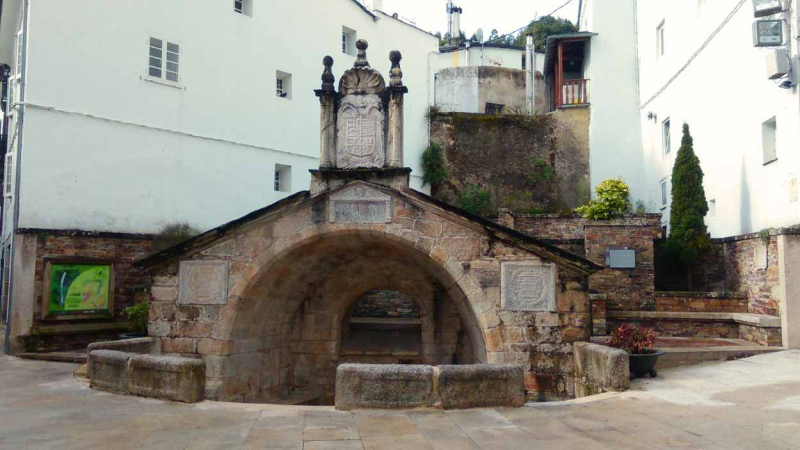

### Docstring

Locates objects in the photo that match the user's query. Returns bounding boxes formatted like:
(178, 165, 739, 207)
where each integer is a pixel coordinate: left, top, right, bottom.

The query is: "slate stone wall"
(429, 109, 591, 215)
(722, 235, 781, 317)
(352, 290, 420, 318)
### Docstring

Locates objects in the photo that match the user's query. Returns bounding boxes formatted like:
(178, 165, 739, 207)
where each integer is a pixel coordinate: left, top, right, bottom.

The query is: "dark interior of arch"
(235, 232, 486, 404)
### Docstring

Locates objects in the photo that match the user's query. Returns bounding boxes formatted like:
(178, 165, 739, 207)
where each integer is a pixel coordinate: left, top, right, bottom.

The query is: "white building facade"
(636, 0, 800, 237)
(0, 0, 438, 352)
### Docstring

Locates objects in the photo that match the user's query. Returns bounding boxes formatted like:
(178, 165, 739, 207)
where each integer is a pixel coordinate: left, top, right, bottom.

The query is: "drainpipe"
(4, 0, 30, 354)
(526, 34, 535, 115)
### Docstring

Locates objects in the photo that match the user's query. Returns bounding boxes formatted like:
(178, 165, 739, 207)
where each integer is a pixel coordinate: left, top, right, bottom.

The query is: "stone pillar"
(778, 234, 800, 349)
(315, 56, 336, 169)
(386, 51, 407, 168)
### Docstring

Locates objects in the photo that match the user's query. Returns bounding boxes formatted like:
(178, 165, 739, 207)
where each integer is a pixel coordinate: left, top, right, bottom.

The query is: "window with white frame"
(660, 179, 668, 209)
(234, 0, 253, 16)
(276, 71, 291, 99)
(762, 116, 777, 164)
(5, 153, 13, 197)
(148, 38, 180, 83)
(656, 21, 666, 58)
(342, 27, 357, 56)
(15, 31, 23, 78)
(662, 118, 671, 156)
(274, 164, 292, 193)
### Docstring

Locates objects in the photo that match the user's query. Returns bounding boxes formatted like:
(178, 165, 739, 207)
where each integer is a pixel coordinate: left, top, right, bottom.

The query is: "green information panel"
(47, 264, 111, 316)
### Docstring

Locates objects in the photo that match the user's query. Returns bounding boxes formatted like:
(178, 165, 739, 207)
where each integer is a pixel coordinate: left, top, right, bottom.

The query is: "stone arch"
(207, 228, 490, 403)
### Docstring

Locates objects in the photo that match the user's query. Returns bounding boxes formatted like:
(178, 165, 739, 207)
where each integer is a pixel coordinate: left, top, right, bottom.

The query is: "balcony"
(558, 79, 589, 107)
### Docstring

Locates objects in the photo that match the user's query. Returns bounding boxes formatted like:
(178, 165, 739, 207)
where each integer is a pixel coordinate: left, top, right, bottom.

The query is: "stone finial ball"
(323, 55, 334, 67)
(389, 51, 402, 63)
(356, 39, 369, 50)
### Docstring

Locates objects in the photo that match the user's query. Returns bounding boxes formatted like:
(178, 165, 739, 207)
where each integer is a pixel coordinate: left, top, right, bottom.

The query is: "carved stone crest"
(329, 183, 392, 224)
(336, 95, 385, 168)
(500, 262, 556, 312)
(178, 260, 228, 305)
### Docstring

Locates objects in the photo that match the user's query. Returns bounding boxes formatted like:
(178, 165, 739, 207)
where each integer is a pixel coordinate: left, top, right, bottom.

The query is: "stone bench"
(87, 338, 205, 403)
(573, 342, 629, 397)
(335, 363, 524, 411)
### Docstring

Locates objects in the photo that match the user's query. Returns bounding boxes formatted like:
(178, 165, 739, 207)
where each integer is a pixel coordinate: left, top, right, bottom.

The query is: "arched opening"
(225, 230, 486, 405)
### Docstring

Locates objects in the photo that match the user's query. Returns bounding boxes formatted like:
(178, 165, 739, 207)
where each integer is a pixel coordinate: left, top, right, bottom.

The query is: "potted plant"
(120, 301, 150, 339)
(608, 324, 664, 379)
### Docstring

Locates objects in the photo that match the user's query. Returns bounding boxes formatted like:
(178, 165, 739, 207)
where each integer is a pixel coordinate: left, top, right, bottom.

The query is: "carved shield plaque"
(336, 95, 385, 168)
(178, 260, 228, 305)
(501, 262, 556, 312)
(329, 184, 392, 224)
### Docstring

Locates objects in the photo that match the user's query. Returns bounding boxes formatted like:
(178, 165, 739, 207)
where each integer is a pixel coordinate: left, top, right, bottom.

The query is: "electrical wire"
(482, 0, 576, 45)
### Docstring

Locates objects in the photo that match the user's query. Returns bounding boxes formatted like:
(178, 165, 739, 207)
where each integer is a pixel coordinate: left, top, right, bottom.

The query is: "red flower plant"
(608, 324, 656, 354)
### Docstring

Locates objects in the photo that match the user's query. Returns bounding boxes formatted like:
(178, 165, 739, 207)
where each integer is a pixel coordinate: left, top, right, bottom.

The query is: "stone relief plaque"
(501, 262, 556, 312)
(329, 184, 392, 224)
(178, 260, 228, 305)
(336, 95, 385, 169)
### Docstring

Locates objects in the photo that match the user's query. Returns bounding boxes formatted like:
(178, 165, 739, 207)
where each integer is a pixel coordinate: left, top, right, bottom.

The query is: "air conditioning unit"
(766, 48, 790, 79)
(753, 0, 785, 18)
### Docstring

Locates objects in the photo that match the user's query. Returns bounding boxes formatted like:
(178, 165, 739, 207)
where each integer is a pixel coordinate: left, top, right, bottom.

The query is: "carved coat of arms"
(336, 95, 385, 168)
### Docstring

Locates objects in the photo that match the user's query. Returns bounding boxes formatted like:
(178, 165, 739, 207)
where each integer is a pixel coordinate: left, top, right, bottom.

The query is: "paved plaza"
(0, 350, 799, 449)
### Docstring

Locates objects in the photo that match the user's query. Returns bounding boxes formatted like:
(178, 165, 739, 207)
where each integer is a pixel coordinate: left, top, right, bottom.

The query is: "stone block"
(573, 342, 629, 398)
(128, 354, 205, 403)
(501, 262, 557, 312)
(88, 350, 133, 394)
(88, 337, 160, 356)
(162, 338, 196, 354)
(335, 364, 435, 411)
(437, 364, 525, 409)
(151, 286, 178, 302)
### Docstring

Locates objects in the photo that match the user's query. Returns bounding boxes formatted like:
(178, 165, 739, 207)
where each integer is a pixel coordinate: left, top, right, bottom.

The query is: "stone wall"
(17, 229, 154, 352)
(513, 214, 662, 312)
(655, 292, 747, 313)
(723, 235, 781, 317)
(429, 108, 590, 215)
(351, 290, 420, 318)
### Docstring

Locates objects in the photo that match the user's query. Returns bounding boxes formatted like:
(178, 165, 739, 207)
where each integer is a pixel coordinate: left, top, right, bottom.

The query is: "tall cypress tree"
(668, 124, 711, 285)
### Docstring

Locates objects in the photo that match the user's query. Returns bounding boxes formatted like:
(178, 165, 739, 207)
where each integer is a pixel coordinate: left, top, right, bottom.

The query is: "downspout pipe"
(5, 0, 30, 354)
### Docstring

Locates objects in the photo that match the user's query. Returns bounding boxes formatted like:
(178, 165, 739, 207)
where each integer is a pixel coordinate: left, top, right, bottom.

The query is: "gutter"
(4, 0, 29, 354)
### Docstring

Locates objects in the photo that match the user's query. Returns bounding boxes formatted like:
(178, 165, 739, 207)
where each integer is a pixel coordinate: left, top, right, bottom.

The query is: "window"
(148, 38, 180, 83)
(274, 164, 292, 193)
(276, 71, 291, 99)
(708, 199, 716, 218)
(485, 103, 504, 115)
(763, 117, 777, 164)
(662, 118, 671, 156)
(656, 21, 666, 58)
(660, 179, 668, 209)
(5, 154, 13, 197)
(342, 27, 357, 56)
(234, 0, 253, 16)
(15, 31, 23, 78)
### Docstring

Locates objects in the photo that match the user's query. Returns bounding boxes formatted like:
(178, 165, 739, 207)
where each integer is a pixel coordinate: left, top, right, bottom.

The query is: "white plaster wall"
(581, 0, 647, 206)
(434, 67, 480, 113)
(5, 0, 438, 234)
(637, 0, 800, 236)
(432, 47, 544, 73)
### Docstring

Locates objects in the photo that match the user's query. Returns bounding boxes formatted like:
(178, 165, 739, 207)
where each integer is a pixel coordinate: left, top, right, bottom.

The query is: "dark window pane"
(149, 57, 162, 68)
(149, 47, 162, 58)
(166, 52, 179, 63)
(166, 71, 178, 82)
(149, 67, 162, 78)
(166, 62, 179, 72)
(150, 38, 162, 48)
(167, 43, 179, 53)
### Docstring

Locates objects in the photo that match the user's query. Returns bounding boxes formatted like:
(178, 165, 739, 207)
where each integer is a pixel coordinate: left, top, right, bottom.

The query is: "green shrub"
(151, 222, 201, 254)
(421, 143, 449, 187)
(124, 301, 150, 336)
(458, 185, 492, 216)
(574, 178, 632, 220)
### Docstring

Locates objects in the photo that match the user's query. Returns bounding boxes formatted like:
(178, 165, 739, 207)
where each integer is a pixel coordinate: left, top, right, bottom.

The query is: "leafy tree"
(666, 124, 711, 287)
(514, 16, 578, 51)
(458, 185, 492, 217)
(489, 29, 499, 41)
(575, 178, 631, 220)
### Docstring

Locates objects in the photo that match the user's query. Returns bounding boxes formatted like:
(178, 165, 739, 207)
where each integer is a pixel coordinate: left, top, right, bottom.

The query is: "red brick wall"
(27, 230, 154, 323)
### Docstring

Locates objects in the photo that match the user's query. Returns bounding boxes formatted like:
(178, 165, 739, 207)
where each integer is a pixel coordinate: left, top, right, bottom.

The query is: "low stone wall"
(335, 363, 525, 411)
(87, 338, 205, 403)
(656, 292, 747, 313)
(573, 342, 629, 398)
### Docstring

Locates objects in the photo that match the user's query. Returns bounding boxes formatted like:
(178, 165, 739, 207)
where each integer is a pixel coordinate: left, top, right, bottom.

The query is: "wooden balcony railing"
(558, 79, 589, 107)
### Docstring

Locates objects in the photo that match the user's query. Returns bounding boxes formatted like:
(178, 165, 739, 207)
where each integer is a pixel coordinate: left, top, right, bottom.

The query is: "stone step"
(655, 340, 783, 370)
(273, 390, 321, 406)
(18, 351, 87, 364)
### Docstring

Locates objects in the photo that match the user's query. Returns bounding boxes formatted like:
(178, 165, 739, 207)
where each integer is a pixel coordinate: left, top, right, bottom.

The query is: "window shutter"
(5, 154, 13, 196)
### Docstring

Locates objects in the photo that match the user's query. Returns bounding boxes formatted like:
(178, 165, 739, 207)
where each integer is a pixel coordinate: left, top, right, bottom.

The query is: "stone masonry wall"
(723, 235, 781, 317)
(430, 109, 591, 215)
(352, 290, 420, 318)
(515, 214, 662, 311)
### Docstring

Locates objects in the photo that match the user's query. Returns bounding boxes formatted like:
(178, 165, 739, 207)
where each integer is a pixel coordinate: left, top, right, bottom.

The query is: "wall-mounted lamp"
(647, 111, 657, 122)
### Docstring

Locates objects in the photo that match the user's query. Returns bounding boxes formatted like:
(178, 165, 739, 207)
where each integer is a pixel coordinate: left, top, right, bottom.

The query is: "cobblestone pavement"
(1, 351, 798, 449)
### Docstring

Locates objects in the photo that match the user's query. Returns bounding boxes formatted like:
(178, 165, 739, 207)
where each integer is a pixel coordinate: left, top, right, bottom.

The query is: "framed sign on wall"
(43, 261, 115, 320)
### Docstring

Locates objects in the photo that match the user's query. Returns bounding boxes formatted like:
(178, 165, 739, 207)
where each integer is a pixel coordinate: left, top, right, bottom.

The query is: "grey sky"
(381, 0, 580, 38)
